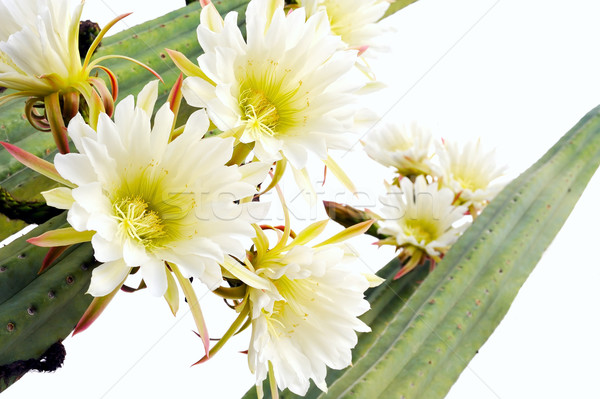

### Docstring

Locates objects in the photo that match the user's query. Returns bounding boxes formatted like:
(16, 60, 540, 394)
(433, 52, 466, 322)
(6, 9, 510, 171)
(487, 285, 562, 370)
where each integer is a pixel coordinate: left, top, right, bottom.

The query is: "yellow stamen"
(455, 173, 486, 192)
(240, 88, 280, 136)
(113, 196, 166, 247)
(403, 219, 439, 243)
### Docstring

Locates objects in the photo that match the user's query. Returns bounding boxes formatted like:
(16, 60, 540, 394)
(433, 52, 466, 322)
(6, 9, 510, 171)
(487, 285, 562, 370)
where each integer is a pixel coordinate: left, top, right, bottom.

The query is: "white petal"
(91, 234, 122, 263)
(67, 114, 97, 154)
(140, 258, 168, 296)
(54, 153, 97, 186)
(182, 76, 215, 108)
(42, 187, 73, 209)
(71, 182, 111, 215)
(136, 80, 159, 118)
(282, 142, 309, 169)
(179, 109, 210, 140)
(67, 202, 90, 232)
(122, 238, 150, 266)
(87, 260, 131, 297)
(150, 103, 175, 156)
(200, 2, 224, 32)
(238, 162, 270, 187)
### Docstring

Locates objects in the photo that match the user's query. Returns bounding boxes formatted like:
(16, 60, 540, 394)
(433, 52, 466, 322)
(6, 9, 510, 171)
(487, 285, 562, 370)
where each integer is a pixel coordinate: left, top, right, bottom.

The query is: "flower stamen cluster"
(240, 88, 281, 137)
(113, 196, 167, 248)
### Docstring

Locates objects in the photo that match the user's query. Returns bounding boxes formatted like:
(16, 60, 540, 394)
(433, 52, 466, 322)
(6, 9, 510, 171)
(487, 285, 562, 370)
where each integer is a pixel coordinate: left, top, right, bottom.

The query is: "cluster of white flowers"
(0, 0, 394, 396)
(0, 0, 508, 396)
(365, 122, 506, 278)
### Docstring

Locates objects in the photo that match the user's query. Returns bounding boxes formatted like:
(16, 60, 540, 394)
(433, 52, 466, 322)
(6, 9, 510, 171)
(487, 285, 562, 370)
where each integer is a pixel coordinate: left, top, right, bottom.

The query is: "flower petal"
(140, 258, 168, 296)
(87, 260, 131, 297)
(42, 187, 74, 209)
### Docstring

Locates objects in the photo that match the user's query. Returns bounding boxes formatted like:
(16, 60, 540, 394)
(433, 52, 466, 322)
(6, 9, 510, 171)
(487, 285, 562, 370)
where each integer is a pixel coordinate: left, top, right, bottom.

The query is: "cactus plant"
(0, 214, 97, 391)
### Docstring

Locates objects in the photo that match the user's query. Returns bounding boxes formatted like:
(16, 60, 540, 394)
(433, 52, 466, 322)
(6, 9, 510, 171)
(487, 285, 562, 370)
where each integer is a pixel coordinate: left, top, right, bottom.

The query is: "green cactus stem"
(0, 214, 97, 392)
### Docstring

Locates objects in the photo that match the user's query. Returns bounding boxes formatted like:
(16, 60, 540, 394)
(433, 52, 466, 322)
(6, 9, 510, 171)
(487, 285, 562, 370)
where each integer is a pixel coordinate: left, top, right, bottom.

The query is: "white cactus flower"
(42, 81, 269, 297)
(378, 175, 469, 278)
(179, 0, 359, 169)
(299, 0, 390, 51)
(436, 138, 506, 213)
(0, 0, 84, 95)
(223, 219, 379, 395)
(299, 0, 390, 77)
(364, 122, 434, 177)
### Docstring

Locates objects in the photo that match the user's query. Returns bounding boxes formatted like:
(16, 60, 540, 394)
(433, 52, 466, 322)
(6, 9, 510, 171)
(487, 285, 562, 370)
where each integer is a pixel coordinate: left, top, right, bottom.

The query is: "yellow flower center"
(259, 274, 317, 338)
(113, 196, 166, 248)
(392, 138, 414, 152)
(240, 88, 280, 136)
(455, 172, 486, 192)
(403, 219, 439, 243)
(263, 300, 291, 337)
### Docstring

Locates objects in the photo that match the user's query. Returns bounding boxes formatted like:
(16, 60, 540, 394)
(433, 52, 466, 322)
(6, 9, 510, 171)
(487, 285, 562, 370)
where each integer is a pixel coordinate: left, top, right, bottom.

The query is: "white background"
(3, 0, 600, 398)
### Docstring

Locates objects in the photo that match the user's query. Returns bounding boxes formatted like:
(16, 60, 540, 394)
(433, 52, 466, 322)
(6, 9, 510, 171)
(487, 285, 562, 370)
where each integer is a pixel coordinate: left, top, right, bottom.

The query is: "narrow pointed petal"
(192, 304, 250, 365)
(170, 262, 210, 357)
(82, 12, 133, 69)
(286, 220, 329, 248)
(28, 228, 95, 247)
(166, 49, 213, 83)
(164, 270, 180, 316)
(259, 158, 287, 196)
(42, 187, 74, 209)
(39, 245, 69, 274)
(1, 142, 74, 187)
(168, 73, 184, 130)
(363, 273, 385, 288)
(73, 281, 123, 335)
(221, 255, 270, 290)
(315, 220, 375, 247)
(136, 80, 159, 118)
(324, 155, 357, 194)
